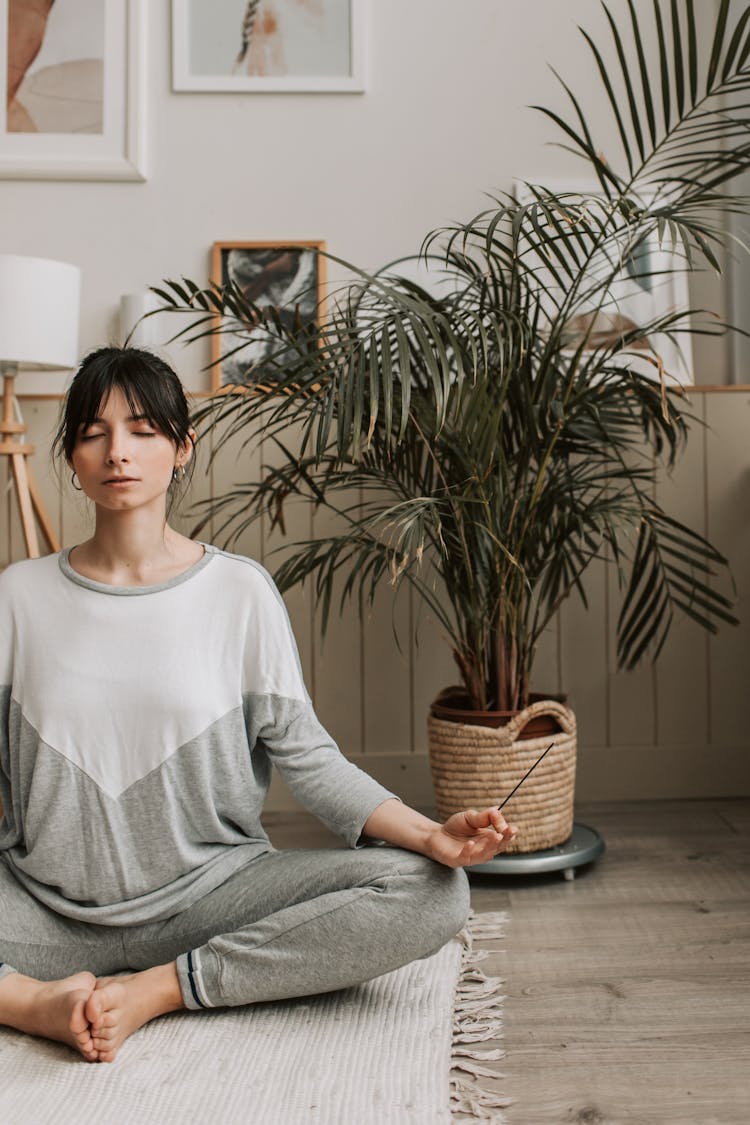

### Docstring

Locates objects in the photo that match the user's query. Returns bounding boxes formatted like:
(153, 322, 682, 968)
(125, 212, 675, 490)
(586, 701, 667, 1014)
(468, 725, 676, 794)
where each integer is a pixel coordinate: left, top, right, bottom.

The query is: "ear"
(176, 428, 197, 468)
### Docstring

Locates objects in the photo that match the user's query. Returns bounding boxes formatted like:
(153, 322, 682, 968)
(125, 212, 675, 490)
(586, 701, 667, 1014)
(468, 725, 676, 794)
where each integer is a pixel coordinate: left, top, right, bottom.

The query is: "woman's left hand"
(428, 808, 518, 868)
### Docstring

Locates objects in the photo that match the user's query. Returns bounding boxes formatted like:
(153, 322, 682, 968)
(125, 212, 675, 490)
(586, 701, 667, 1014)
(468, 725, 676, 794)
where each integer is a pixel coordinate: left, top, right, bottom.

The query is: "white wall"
(0, 0, 727, 392)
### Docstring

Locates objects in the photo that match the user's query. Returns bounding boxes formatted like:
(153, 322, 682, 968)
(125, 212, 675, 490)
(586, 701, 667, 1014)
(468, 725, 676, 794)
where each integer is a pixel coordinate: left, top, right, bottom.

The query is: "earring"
(71, 472, 82, 491)
(172, 464, 186, 483)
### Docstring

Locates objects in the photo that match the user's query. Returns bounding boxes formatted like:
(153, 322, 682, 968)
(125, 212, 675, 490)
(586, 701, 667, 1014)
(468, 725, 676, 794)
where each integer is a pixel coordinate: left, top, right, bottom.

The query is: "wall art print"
(173, 0, 364, 93)
(211, 240, 326, 390)
(0, 0, 146, 180)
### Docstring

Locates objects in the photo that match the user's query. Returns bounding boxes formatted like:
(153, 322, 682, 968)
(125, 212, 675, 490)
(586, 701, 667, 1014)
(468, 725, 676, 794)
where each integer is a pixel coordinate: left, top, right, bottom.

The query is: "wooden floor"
(263, 798, 750, 1125)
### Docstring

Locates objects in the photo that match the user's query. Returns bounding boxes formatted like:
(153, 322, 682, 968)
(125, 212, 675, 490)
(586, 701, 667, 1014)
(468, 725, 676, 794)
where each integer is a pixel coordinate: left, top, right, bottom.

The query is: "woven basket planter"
(427, 696, 577, 854)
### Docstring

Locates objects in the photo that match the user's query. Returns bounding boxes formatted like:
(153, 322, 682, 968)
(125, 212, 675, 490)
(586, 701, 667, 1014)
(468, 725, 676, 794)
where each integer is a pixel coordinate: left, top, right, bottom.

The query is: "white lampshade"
(0, 254, 80, 369)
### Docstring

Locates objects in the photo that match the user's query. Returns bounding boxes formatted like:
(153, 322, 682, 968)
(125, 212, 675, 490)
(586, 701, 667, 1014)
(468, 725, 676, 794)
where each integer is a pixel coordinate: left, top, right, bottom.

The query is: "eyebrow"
(82, 414, 154, 426)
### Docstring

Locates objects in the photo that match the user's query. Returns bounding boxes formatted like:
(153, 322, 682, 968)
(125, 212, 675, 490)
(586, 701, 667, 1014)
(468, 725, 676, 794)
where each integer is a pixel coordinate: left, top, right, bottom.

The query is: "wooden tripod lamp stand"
(0, 254, 80, 559)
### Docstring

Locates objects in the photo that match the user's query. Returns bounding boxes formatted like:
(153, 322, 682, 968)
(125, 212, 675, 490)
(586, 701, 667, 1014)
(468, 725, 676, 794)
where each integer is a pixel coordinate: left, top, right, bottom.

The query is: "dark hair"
(53, 347, 196, 500)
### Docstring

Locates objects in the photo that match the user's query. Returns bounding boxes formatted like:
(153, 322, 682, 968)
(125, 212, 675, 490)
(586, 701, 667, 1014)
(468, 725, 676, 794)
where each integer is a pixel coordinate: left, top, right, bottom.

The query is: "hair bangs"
(54, 347, 192, 464)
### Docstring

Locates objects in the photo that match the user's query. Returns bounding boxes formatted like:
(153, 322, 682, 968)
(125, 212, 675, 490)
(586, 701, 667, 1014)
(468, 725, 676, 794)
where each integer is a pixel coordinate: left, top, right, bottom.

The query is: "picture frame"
(210, 240, 326, 391)
(0, 0, 146, 181)
(172, 0, 365, 93)
(515, 179, 694, 385)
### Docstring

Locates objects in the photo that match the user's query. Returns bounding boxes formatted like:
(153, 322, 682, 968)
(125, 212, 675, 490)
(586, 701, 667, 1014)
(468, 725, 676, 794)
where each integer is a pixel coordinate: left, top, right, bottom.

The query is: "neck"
(86, 507, 179, 574)
(68, 501, 205, 589)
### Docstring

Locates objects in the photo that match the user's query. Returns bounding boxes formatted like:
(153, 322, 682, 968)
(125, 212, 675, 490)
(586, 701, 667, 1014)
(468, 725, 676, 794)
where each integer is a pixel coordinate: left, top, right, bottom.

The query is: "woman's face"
(69, 386, 191, 514)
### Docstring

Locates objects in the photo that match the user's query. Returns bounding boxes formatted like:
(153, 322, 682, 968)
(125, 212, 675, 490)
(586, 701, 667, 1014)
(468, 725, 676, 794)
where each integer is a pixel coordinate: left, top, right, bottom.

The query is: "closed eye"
(79, 429, 157, 440)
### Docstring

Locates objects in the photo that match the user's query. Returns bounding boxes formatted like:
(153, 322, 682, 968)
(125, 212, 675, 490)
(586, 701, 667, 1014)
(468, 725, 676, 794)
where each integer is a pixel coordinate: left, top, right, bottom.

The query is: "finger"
(470, 807, 501, 830)
(465, 837, 497, 866)
(483, 806, 507, 830)
(472, 826, 505, 846)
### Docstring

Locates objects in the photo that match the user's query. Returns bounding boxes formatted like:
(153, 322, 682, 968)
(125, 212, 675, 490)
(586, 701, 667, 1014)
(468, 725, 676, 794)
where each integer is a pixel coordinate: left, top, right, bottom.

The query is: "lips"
(103, 477, 138, 484)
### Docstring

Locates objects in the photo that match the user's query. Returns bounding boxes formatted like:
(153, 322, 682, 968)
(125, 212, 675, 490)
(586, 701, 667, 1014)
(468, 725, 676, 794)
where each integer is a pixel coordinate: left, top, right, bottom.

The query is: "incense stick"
(496, 741, 555, 810)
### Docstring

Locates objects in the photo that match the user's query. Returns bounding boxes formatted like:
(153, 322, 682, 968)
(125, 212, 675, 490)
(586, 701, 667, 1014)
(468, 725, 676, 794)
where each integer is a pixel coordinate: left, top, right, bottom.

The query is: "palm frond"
(616, 510, 737, 667)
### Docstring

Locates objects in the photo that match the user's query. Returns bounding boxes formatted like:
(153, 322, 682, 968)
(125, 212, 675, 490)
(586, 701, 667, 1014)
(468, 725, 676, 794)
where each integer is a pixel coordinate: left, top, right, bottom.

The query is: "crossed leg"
(0, 855, 185, 1064)
(1, 846, 470, 1063)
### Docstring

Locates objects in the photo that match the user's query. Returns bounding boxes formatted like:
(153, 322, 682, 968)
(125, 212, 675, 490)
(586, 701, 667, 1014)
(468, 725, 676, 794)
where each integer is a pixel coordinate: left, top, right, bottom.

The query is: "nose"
(105, 433, 130, 465)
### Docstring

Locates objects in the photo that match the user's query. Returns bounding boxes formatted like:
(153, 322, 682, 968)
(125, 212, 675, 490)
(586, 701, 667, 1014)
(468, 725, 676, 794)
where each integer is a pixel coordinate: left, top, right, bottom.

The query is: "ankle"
(0, 970, 38, 1001)
(157, 962, 184, 1013)
(0, 972, 42, 1030)
(135, 963, 184, 1016)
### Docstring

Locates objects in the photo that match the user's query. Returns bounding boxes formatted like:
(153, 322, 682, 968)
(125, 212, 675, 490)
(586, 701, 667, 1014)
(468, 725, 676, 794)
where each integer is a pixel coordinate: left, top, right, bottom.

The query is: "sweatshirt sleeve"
(240, 564, 400, 847)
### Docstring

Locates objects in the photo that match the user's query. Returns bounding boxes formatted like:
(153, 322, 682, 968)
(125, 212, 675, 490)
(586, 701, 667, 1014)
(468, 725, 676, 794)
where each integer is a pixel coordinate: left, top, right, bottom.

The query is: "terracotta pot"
(430, 688, 568, 737)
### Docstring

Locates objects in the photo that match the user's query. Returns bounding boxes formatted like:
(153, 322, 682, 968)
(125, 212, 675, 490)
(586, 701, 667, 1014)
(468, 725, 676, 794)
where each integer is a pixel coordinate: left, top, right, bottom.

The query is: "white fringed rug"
(0, 910, 510, 1125)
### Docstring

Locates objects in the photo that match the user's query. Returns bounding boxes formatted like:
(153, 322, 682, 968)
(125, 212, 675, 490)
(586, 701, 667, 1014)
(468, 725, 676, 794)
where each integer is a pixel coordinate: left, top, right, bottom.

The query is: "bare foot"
(0, 971, 100, 1062)
(86, 963, 184, 1063)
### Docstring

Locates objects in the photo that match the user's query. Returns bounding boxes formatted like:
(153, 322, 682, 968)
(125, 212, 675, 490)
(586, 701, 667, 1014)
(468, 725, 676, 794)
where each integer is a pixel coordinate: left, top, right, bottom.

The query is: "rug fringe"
(450, 909, 512, 1124)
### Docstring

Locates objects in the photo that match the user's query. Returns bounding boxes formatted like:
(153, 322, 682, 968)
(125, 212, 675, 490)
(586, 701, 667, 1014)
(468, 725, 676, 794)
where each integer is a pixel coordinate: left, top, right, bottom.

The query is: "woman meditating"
(0, 346, 517, 1064)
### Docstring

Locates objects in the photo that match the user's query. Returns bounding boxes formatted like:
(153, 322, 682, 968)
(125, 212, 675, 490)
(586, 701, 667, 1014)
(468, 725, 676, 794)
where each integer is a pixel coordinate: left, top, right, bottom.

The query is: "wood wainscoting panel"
(559, 556, 609, 747)
(20, 398, 64, 556)
(705, 392, 750, 748)
(0, 454, 8, 568)
(310, 489, 364, 756)
(411, 595, 464, 756)
(205, 408, 263, 566)
(362, 579, 412, 756)
(531, 615, 562, 702)
(654, 394, 711, 747)
(172, 409, 214, 546)
(259, 420, 315, 692)
(607, 553, 658, 750)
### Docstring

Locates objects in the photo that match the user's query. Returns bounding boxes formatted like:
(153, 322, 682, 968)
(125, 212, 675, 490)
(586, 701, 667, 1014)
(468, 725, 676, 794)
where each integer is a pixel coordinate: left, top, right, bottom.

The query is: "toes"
(97, 1048, 118, 1063)
(74, 1025, 94, 1046)
(73, 1024, 99, 1063)
(85, 991, 118, 1030)
(85, 1007, 117, 1031)
(84, 992, 103, 1027)
(69, 999, 88, 1035)
(69, 991, 95, 1036)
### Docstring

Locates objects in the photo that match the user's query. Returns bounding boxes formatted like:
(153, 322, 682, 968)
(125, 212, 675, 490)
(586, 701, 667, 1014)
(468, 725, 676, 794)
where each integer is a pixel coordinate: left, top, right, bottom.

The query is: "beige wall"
(5, 386, 749, 811)
(0, 0, 729, 395)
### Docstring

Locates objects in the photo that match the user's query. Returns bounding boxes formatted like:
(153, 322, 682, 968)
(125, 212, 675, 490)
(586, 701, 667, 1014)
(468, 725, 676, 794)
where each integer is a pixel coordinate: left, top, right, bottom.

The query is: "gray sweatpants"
(0, 847, 470, 1011)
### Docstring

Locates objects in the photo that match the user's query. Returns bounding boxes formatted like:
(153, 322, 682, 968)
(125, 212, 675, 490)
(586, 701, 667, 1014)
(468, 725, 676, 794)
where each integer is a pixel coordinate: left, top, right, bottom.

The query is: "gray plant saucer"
(467, 822, 605, 881)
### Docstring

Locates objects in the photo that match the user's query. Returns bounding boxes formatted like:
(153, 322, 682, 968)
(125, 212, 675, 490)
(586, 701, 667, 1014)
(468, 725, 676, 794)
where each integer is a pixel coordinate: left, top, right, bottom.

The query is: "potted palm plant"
(152, 0, 747, 852)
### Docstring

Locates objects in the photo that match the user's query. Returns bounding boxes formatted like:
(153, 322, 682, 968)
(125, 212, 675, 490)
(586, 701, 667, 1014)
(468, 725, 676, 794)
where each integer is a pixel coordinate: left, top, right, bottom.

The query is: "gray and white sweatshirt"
(0, 546, 397, 925)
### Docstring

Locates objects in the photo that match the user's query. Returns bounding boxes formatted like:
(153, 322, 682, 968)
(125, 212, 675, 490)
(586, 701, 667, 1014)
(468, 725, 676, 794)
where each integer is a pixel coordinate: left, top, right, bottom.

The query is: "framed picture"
(172, 0, 365, 93)
(0, 0, 146, 181)
(211, 240, 326, 390)
(516, 180, 694, 385)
